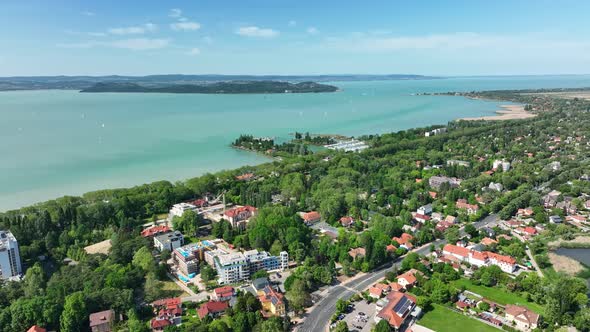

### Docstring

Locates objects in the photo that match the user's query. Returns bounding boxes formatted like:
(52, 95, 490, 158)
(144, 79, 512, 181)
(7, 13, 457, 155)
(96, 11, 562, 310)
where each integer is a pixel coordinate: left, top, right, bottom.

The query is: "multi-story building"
(89, 309, 115, 332)
(258, 285, 286, 316)
(442, 244, 516, 273)
(428, 176, 461, 190)
(169, 203, 197, 218)
(244, 249, 288, 273)
(173, 241, 216, 275)
(223, 205, 257, 230)
(154, 231, 184, 252)
(214, 252, 250, 285)
(0, 230, 22, 279)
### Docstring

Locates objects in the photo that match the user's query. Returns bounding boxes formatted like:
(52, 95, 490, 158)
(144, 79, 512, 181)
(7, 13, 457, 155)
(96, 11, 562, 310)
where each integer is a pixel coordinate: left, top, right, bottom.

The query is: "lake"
(2, 75, 590, 211)
(554, 248, 590, 266)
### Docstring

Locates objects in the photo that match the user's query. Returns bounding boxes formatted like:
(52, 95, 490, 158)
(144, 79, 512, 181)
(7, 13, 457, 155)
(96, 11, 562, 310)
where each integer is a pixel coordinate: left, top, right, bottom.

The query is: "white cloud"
(170, 21, 201, 31)
(169, 8, 182, 18)
(82, 11, 95, 16)
(307, 27, 319, 35)
(202, 36, 213, 44)
(108, 23, 157, 35)
(88, 32, 107, 37)
(57, 38, 169, 51)
(186, 48, 201, 56)
(288, 20, 297, 27)
(236, 26, 279, 38)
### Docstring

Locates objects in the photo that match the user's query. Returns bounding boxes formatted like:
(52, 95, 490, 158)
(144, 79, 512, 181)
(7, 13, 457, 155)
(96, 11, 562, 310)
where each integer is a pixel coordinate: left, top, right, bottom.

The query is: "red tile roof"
(414, 213, 431, 221)
(214, 286, 235, 299)
(302, 211, 321, 222)
(392, 233, 414, 246)
(398, 271, 417, 285)
(225, 205, 257, 218)
(456, 199, 479, 211)
(377, 291, 417, 328)
(141, 225, 171, 237)
(27, 326, 47, 332)
(197, 301, 229, 319)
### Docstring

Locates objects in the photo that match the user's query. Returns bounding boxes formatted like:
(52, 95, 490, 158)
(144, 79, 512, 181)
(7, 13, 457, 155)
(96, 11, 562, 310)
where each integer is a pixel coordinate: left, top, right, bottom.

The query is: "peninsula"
(80, 80, 338, 94)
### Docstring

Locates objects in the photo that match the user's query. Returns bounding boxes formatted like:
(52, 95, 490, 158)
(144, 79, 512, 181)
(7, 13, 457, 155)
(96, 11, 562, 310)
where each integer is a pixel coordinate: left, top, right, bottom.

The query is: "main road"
(297, 214, 499, 332)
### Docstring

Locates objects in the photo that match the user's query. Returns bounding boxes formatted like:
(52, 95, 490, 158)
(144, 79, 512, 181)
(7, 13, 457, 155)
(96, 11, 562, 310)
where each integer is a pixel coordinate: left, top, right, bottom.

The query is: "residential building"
(392, 233, 414, 250)
(339, 216, 355, 227)
(456, 199, 479, 215)
(213, 286, 235, 302)
(89, 309, 115, 332)
(224, 205, 257, 230)
(151, 298, 182, 331)
(28, 326, 47, 332)
(428, 176, 461, 189)
(414, 213, 430, 223)
(197, 301, 229, 319)
(369, 286, 384, 299)
(173, 240, 216, 275)
(0, 230, 22, 279)
(141, 225, 171, 238)
(549, 215, 562, 224)
(258, 285, 286, 316)
(443, 244, 516, 273)
(348, 247, 366, 260)
(252, 277, 270, 293)
(505, 304, 540, 330)
(417, 204, 433, 215)
(302, 211, 321, 225)
(324, 139, 369, 152)
(488, 182, 503, 192)
(236, 173, 255, 181)
(244, 249, 287, 273)
(169, 202, 196, 218)
(375, 291, 419, 330)
(397, 269, 420, 289)
(214, 252, 249, 285)
(154, 231, 184, 252)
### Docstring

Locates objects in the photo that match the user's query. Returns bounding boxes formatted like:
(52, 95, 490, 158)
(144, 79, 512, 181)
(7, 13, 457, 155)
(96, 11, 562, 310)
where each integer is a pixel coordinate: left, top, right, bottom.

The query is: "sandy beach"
(459, 104, 536, 121)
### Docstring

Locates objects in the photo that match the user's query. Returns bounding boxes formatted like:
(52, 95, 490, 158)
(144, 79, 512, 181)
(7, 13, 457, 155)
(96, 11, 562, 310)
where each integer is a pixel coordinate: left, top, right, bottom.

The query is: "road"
(297, 214, 499, 332)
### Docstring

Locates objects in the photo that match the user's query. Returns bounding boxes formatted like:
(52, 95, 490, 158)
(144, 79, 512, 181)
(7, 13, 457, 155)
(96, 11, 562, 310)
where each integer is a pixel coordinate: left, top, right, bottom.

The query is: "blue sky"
(1, 0, 590, 76)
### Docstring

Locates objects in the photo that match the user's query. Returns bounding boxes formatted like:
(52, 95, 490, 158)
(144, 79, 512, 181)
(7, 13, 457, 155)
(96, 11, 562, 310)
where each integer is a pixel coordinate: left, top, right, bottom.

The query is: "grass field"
(162, 280, 190, 298)
(419, 304, 499, 332)
(451, 279, 544, 314)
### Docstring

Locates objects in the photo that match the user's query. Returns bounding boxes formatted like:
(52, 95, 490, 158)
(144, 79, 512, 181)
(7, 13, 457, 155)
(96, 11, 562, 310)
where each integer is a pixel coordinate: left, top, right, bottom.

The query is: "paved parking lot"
(333, 300, 377, 332)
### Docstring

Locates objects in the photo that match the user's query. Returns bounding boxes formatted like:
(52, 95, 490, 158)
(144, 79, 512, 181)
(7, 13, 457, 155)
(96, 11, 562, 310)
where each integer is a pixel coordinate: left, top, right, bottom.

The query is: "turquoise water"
(1, 76, 590, 211)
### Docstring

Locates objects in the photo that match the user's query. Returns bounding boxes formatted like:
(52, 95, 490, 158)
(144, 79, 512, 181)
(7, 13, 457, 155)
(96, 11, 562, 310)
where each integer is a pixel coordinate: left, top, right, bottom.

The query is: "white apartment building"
(154, 231, 184, 252)
(0, 231, 22, 279)
(169, 202, 197, 218)
(214, 252, 250, 285)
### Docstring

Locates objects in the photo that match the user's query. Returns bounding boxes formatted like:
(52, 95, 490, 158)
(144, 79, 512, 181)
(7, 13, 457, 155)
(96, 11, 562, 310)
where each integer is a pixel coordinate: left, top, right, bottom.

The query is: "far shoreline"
(458, 104, 536, 121)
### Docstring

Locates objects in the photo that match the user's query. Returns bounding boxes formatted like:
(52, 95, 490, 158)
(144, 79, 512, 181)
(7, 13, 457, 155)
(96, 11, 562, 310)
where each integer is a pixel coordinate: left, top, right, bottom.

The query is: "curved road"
(297, 214, 498, 332)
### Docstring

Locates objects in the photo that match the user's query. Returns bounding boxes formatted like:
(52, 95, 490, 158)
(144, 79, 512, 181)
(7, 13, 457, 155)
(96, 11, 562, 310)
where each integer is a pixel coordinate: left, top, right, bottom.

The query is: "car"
(337, 314, 345, 320)
(359, 312, 366, 316)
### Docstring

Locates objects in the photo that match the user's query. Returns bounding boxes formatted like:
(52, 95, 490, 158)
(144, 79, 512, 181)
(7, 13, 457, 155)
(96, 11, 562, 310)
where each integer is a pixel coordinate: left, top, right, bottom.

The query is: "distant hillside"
(0, 74, 440, 91)
(80, 81, 339, 94)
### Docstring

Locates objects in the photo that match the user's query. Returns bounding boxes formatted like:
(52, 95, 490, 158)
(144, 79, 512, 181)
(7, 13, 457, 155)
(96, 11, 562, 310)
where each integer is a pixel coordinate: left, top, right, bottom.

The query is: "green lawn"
(451, 279, 544, 314)
(419, 304, 499, 332)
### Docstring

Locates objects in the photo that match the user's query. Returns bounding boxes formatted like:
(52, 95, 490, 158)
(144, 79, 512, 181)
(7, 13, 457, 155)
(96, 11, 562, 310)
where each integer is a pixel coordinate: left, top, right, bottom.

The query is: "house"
(154, 231, 184, 252)
(141, 225, 171, 238)
(339, 216, 355, 227)
(436, 220, 454, 233)
(481, 237, 498, 246)
(89, 309, 115, 332)
(369, 286, 384, 299)
(213, 286, 235, 302)
(236, 173, 255, 181)
(375, 291, 418, 330)
(585, 199, 590, 210)
(392, 233, 414, 250)
(444, 215, 457, 224)
(456, 199, 479, 215)
(414, 213, 431, 223)
(488, 182, 504, 192)
(348, 247, 366, 259)
(417, 204, 433, 215)
(523, 227, 537, 236)
(151, 298, 182, 330)
(252, 277, 271, 293)
(302, 211, 321, 225)
(258, 285, 286, 316)
(386, 244, 397, 253)
(567, 215, 587, 223)
(224, 205, 257, 229)
(397, 270, 420, 289)
(517, 208, 534, 218)
(27, 326, 47, 332)
(389, 282, 404, 292)
(197, 301, 229, 319)
(543, 190, 561, 208)
(169, 202, 197, 218)
(504, 305, 540, 330)
(429, 191, 438, 199)
(549, 215, 562, 224)
(431, 212, 443, 222)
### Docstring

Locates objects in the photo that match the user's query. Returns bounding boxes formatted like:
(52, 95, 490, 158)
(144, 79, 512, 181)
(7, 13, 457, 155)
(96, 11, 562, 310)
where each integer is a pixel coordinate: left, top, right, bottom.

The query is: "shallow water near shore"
(1, 75, 590, 211)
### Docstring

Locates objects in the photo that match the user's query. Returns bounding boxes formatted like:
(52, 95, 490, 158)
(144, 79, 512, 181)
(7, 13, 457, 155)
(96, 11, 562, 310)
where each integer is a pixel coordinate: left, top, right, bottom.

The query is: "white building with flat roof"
(169, 202, 197, 218)
(0, 231, 22, 280)
(214, 252, 249, 285)
(154, 231, 184, 252)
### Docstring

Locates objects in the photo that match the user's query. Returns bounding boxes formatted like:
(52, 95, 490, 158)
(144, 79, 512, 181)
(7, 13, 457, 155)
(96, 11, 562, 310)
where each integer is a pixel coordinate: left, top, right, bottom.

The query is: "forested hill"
(80, 81, 339, 94)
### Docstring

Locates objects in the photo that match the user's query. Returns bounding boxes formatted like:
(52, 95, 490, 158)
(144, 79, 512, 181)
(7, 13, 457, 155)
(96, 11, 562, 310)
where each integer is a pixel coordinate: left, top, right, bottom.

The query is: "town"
(2, 88, 590, 332)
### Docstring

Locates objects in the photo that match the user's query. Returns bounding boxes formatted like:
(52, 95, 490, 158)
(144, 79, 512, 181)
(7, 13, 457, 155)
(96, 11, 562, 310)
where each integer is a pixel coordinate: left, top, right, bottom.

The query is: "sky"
(1, 0, 590, 76)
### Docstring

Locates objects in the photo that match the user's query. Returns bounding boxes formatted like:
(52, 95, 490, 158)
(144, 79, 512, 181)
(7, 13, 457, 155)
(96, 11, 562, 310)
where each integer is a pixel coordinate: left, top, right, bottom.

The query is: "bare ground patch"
(548, 252, 584, 276)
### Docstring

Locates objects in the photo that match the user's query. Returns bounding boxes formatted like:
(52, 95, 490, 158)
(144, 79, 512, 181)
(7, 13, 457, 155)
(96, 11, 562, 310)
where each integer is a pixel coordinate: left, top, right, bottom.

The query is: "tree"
(445, 227, 460, 245)
(286, 279, 309, 313)
(132, 246, 155, 272)
(24, 263, 46, 298)
(255, 317, 285, 332)
(60, 292, 87, 332)
(251, 270, 269, 280)
(374, 319, 392, 332)
(336, 298, 348, 314)
(332, 321, 349, 332)
(478, 301, 490, 311)
(464, 224, 477, 238)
